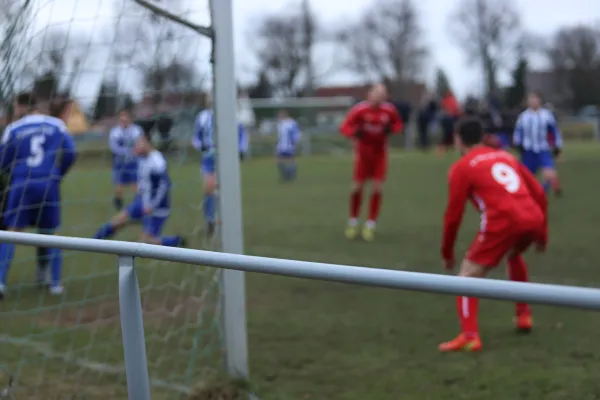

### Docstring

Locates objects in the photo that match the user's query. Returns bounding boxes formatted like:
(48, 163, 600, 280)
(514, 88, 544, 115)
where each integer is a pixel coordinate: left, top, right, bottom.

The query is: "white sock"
(348, 218, 358, 226)
(365, 220, 376, 228)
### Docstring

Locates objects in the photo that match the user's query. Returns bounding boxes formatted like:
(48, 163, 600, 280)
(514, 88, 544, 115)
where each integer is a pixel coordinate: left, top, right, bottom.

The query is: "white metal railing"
(1, 230, 600, 399)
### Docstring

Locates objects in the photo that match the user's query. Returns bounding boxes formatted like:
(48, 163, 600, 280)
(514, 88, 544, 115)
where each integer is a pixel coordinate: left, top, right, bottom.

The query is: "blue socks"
(160, 236, 181, 247)
(94, 222, 115, 239)
(49, 248, 62, 286)
(278, 162, 297, 181)
(203, 193, 216, 223)
(0, 243, 15, 285)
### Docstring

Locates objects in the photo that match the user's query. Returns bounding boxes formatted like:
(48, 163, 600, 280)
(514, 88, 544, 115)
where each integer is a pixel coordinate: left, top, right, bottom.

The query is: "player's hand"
(354, 129, 363, 139)
(442, 257, 456, 271)
(143, 207, 152, 216)
(201, 145, 209, 153)
(383, 123, 393, 136)
(553, 148, 561, 159)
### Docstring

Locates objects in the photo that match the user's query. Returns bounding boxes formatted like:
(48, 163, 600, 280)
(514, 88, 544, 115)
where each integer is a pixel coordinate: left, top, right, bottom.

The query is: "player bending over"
(340, 84, 403, 241)
(109, 110, 143, 210)
(0, 93, 77, 299)
(513, 92, 563, 197)
(94, 132, 185, 247)
(275, 109, 301, 182)
(191, 102, 248, 237)
(439, 118, 548, 352)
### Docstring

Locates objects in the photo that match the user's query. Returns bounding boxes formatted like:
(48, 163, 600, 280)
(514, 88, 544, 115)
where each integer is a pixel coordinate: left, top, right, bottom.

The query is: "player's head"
(368, 83, 388, 105)
(133, 130, 154, 156)
(527, 92, 541, 110)
(14, 92, 36, 118)
(455, 118, 484, 152)
(118, 109, 132, 127)
(277, 109, 289, 120)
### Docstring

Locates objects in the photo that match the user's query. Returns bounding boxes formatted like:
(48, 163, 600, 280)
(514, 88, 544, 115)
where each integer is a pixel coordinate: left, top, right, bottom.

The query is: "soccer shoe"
(438, 333, 482, 352)
(361, 225, 375, 242)
(49, 285, 64, 296)
(515, 314, 533, 333)
(345, 224, 359, 239)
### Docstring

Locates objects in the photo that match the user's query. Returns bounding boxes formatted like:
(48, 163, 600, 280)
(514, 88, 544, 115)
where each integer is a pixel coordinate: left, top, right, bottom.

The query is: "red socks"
(349, 189, 363, 219)
(508, 255, 531, 316)
(456, 296, 479, 337)
(368, 191, 382, 222)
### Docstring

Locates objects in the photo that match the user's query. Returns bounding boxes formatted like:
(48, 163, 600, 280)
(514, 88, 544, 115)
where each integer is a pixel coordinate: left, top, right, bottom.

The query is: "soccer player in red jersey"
(339, 84, 403, 241)
(439, 118, 548, 352)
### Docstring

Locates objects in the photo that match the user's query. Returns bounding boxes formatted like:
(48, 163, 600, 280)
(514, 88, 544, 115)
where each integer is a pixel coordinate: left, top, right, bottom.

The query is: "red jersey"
(441, 146, 547, 260)
(339, 101, 403, 150)
(440, 94, 461, 118)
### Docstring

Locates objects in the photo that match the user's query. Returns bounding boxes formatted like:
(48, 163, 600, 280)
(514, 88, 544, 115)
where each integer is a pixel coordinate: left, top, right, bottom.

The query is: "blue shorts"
(495, 133, 511, 149)
(4, 181, 60, 230)
(521, 150, 555, 174)
(277, 151, 296, 159)
(125, 197, 168, 237)
(112, 163, 138, 185)
(201, 154, 216, 176)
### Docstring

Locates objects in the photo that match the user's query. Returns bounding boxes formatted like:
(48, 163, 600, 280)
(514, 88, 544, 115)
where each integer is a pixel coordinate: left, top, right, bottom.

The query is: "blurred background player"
(0, 93, 77, 298)
(513, 92, 563, 196)
(93, 131, 185, 247)
(437, 90, 461, 155)
(109, 109, 143, 210)
(191, 96, 248, 237)
(440, 118, 547, 352)
(275, 109, 301, 182)
(340, 83, 403, 241)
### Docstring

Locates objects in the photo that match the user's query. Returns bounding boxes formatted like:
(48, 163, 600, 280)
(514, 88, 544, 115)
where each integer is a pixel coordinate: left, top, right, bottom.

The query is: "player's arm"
(441, 164, 470, 263)
(384, 104, 404, 135)
(339, 105, 363, 138)
(512, 114, 524, 151)
(59, 129, 77, 178)
(108, 128, 130, 157)
(546, 113, 563, 156)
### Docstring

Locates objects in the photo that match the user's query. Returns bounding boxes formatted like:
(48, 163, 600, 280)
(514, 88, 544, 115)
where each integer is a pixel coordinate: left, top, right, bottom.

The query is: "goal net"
(0, 0, 229, 398)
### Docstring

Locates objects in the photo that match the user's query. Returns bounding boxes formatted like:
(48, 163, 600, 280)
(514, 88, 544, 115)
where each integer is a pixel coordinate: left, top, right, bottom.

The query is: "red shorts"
(353, 149, 387, 182)
(466, 226, 544, 267)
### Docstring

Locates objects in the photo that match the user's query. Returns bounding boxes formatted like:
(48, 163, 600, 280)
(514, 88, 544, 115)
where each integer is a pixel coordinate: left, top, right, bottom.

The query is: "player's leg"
(507, 254, 533, 332)
(362, 153, 387, 241)
(439, 232, 508, 352)
(112, 166, 125, 210)
(139, 216, 185, 247)
(285, 155, 298, 181)
(539, 151, 562, 196)
(437, 117, 454, 156)
(346, 153, 368, 239)
(201, 156, 218, 236)
(93, 207, 132, 239)
(0, 186, 29, 298)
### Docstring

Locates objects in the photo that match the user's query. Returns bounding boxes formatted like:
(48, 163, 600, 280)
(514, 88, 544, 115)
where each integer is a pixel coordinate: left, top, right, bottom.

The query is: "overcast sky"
(29, 0, 599, 104)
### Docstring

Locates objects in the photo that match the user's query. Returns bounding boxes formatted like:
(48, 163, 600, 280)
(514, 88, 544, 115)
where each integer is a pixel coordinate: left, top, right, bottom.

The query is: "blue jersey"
(276, 118, 301, 156)
(137, 150, 171, 217)
(514, 108, 563, 153)
(192, 109, 248, 155)
(0, 114, 77, 184)
(109, 124, 142, 167)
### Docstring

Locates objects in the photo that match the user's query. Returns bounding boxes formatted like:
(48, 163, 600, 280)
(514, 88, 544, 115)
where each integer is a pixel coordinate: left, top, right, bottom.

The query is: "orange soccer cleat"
(515, 314, 533, 333)
(438, 333, 483, 352)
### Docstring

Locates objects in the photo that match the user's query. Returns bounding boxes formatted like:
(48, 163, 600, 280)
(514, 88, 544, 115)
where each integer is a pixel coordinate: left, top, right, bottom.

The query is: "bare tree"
(449, 0, 522, 95)
(336, 0, 427, 89)
(111, 0, 205, 101)
(547, 25, 600, 110)
(0, 0, 32, 108)
(251, 0, 321, 97)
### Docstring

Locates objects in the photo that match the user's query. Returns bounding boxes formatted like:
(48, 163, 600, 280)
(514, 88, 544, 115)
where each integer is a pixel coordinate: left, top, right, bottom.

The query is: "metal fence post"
(118, 255, 151, 399)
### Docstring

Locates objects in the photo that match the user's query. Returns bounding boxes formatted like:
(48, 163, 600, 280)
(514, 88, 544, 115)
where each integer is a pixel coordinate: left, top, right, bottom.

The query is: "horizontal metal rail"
(1, 231, 600, 310)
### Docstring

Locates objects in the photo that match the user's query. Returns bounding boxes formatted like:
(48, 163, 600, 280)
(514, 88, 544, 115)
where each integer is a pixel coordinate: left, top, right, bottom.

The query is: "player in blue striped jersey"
(191, 105, 248, 236)
(0, 93, 77, 298)
(513, 92, 563, 196)
(276, 110, 301, 182)
(109, 110, 143, 210)
(93, 131, 185, 247)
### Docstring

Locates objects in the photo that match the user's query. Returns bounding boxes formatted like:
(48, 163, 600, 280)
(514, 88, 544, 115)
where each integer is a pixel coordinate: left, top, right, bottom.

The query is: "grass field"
(1, 143, 600, 399)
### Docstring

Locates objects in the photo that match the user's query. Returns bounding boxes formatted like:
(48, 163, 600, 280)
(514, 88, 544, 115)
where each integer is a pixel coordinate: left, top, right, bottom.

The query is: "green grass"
(2, 143, 600, 399)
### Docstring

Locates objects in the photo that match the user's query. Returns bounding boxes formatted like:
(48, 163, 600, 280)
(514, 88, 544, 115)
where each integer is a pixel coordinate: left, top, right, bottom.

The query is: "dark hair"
(118, 108, 132, 116)
(528, 91, 542, 100)
(457, 117, 484, 146)
(16, 92, 36, 108)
